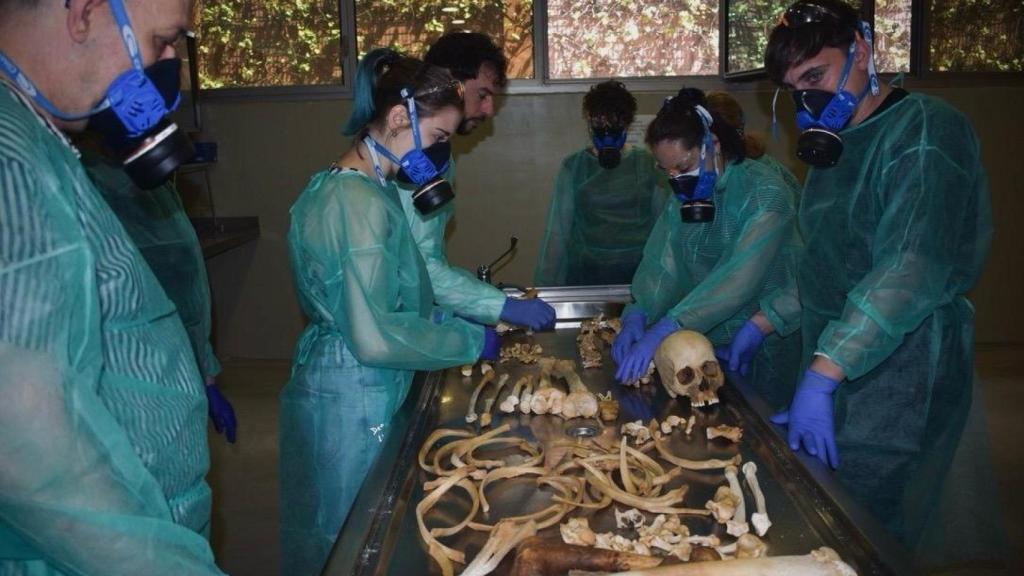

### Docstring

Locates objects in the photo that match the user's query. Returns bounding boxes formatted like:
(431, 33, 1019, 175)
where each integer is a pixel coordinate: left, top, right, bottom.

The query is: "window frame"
(197, 0, 1024, 102)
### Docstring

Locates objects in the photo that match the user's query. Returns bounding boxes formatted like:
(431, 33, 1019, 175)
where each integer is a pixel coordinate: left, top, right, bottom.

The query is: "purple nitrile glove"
(206, 383, 237, 444)
(500, 297, 556, 331)
(611, 310, 646, 365)
(771, 369, 840, 469)
(715, 319, 766, 376)
(479, 326, 500, 361)
(615, 316, 679, 384)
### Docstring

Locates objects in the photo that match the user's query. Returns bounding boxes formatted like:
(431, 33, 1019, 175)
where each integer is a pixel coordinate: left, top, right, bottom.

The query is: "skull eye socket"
(676, 366, 696, 385)
(701, 360, 721, 378)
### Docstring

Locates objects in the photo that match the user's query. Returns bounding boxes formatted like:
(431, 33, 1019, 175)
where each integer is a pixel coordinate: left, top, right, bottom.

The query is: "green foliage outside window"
(197, 0, 343, 89)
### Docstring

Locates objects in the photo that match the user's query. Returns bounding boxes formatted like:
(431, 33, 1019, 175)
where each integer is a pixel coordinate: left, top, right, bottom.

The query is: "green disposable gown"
(280, 167, 483, 575)
(82, 152, 221, 380)
(765, 93, 1000, 569)
(535, 146, 670, 286)
(0, 82, 222, 574)
(397, 161, 506, 323)
(626, 157, 804, 409)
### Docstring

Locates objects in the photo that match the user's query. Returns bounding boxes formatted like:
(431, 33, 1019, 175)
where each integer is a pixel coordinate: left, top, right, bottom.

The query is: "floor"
(207, 345, 1024, 575)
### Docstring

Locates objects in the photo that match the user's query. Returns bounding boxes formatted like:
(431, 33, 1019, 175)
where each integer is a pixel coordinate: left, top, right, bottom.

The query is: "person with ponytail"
(612, 87, 803, 410)
(705, 90, 801, 192)
(279, 48, 499, 575)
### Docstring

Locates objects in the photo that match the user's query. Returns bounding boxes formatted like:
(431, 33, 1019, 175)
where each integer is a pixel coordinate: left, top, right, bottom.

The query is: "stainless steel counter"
(323, 287, 913, 576)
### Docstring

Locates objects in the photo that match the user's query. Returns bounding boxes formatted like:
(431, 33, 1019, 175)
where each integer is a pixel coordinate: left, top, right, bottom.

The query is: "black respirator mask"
(88, 58, 195, 189)
(591, 126, 628, 169)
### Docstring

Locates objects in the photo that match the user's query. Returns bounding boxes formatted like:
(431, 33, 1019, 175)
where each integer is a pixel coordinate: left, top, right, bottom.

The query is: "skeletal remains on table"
(577, 314, 622, 369)
(421, 344, 841, 576)
(655, 330, 725, 407)
(501, 342, 544, 364)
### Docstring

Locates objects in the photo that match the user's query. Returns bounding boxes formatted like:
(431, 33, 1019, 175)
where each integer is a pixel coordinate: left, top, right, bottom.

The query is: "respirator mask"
(780, 3, 880, 168)
(590, 125, 628, 169)
(667, 104, 718, 223)
(366, 86, 460, 215)
(0, 0, 193, 189)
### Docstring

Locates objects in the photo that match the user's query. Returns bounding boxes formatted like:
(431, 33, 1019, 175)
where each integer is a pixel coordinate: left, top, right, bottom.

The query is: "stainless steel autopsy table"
(322, 286, 913, 575)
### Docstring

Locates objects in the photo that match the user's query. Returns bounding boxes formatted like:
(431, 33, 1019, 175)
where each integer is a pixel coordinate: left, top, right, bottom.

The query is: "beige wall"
(191, 83, 1024, 359)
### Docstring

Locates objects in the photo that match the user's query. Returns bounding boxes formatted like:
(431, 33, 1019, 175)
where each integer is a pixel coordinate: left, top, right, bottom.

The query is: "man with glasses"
(0, 1, 224, 572)
(719, 0, 1003, 568)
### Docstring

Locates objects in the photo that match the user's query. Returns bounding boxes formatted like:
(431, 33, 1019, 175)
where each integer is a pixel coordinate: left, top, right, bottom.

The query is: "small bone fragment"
(461, 364, 474, 377)
(716, 533, 768, 560)
(742, 461, 771, 536)
(560, 517, 597, 547)
(461, 519, 538, 576)
(707, 424, 743, 443)
(689, 547, 722, 562)
(480, 373, 510, 427)
(519, 376, 536, 414)
(598, 392, 620, 422)
(466, 368, 497, 423)
(660, 415, 683, 435)
(621, 420, 652, 445)
(724, 465, 749, 537)
(706, 485, 737, 523)
(500, 375, 531, 413)
(615, 507, 646, 530)
(609, 547, 855, 575)
(684, 415, 697, 436)
(514, 537, 662, 576)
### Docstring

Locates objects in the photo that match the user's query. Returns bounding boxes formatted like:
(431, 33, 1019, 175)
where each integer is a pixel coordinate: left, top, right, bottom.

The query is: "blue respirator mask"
(366, 87, 455, 215)
(0, 0, 193, 189)
(667, 104, 717, 223)
(791, 21, 880, 168)
(591, 125, 628, 169)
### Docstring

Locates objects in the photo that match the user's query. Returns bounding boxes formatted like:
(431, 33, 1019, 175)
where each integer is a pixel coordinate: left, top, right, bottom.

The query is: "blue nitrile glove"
(771, 369, 840, 469)
(206, 383, 237, 444)
(615, 317, 680, 384)
(714, 319, 766, 376)
(479, 327, 500, 361)
(500, 297, 556, 331)
(611, 310, 647, 364)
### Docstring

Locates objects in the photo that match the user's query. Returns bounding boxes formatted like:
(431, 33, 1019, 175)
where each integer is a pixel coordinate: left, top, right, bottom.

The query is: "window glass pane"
(873, 0, 911, 72)
(929, 0, 1024, 71)
(726, 0, 792, 74)
(355, 1, 535, 79)
(547, 0, 719, 79)
(197, 1, 343, 89)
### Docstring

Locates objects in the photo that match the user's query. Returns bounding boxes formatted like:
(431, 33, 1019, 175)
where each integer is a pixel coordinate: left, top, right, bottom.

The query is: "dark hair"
(424, 31, 508, 87)
(583, 80, 637, 128)
(705, 91, 766, 159)
(343, 48, 464, 137)
(646, 87, 745, 163)
(765, 0, 861, 85)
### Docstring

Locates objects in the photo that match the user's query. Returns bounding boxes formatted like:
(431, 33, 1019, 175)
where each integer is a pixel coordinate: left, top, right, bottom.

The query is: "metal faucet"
(477, 236, 518, 284)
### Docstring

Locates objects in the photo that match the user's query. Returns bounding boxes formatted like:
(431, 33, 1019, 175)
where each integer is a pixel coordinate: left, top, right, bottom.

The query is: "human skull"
(654, 330, 724, 407)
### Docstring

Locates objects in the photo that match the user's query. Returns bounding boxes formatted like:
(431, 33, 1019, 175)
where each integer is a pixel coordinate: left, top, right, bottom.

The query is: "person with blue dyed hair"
(279, 48, 498, 575)
(0, 0, 224, 573)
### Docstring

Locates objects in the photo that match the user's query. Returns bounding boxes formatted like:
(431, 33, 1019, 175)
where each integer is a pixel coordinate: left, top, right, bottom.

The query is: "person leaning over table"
(612, 87, 803, 411)
(717, 0, 1006, 569)
(279, 48, 501, 576)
